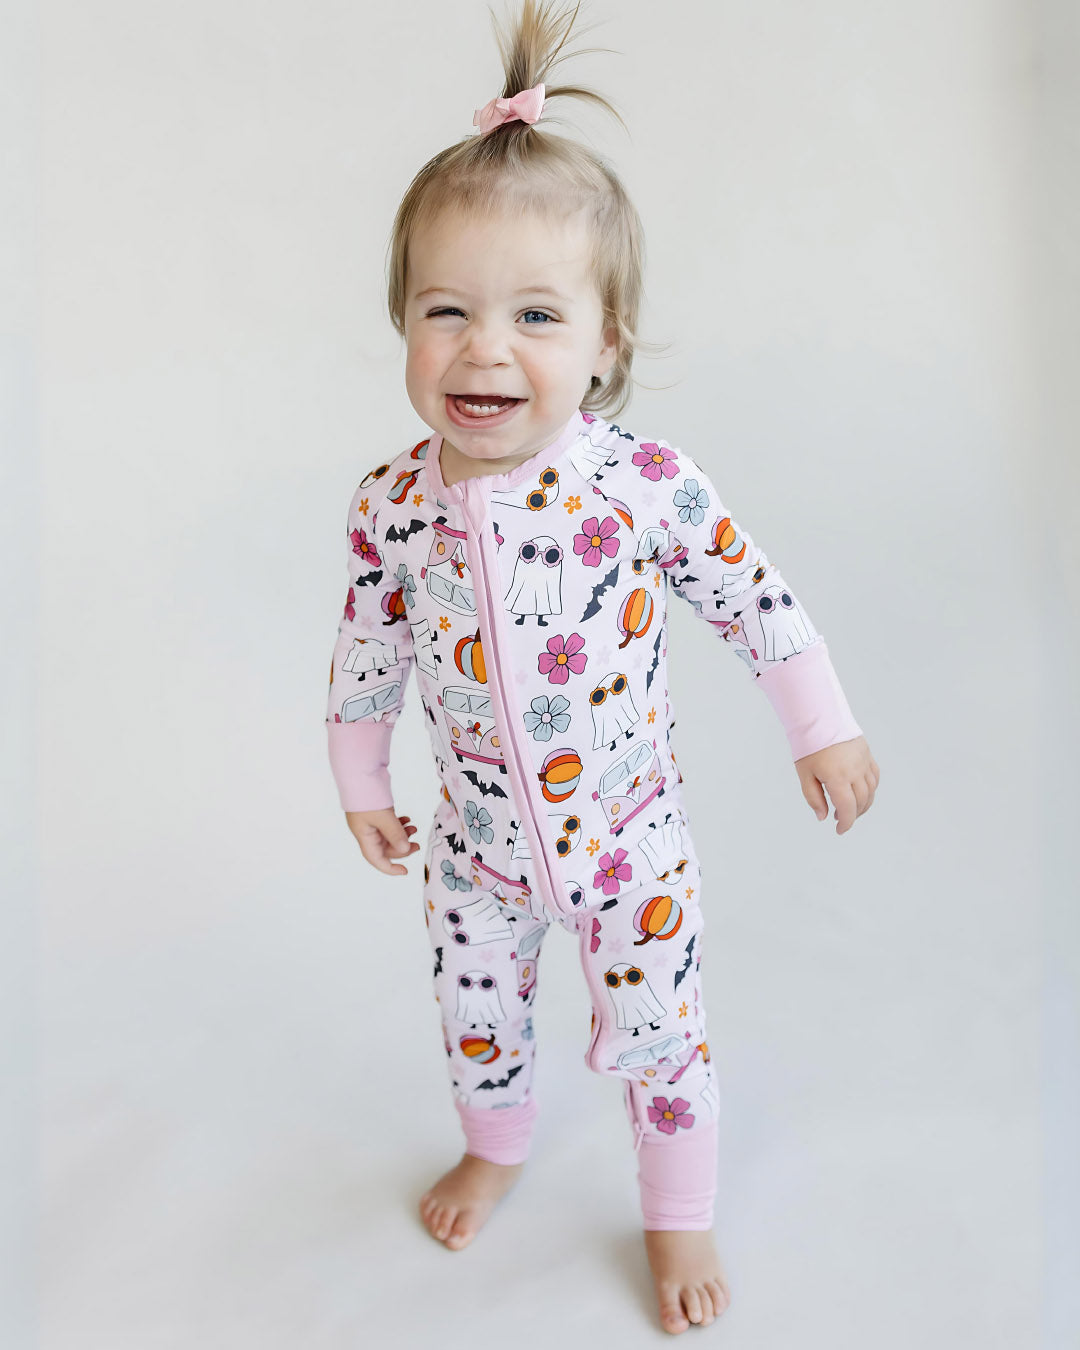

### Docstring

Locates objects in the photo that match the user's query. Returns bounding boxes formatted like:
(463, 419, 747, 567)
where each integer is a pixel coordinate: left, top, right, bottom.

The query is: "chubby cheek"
(404, 343, 442, 406)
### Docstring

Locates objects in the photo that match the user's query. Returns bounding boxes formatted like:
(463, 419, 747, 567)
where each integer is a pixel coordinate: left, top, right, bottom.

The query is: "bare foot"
(418, 1153, 525, 1251)
(643, 1228, 732, 1334)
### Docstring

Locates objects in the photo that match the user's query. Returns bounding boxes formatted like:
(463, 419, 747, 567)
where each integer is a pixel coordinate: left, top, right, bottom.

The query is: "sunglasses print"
(525, 467, 560, 511)
(604, 965, 645, 988)
(519, 538, 563, 566)
(458, 973, 496, 991)
(589, 673, 629, 706)
(554, 814, 581, 858)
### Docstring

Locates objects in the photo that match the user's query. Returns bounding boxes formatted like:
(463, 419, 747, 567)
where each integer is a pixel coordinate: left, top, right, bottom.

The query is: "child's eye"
(425, 308, 556, 324)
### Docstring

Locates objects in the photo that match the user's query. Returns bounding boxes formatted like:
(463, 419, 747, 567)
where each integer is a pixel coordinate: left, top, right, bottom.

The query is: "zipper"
(459, 479, 570, 920)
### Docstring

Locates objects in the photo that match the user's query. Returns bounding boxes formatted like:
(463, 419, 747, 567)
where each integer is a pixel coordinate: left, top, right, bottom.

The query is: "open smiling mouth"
(446, 393, 525, 425)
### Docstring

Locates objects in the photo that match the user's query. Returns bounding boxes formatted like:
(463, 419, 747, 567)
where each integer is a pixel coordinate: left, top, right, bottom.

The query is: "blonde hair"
(386, 0, 669, 420)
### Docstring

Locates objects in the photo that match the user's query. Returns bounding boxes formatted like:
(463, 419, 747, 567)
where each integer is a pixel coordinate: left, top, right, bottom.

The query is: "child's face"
(403, 205, 618, 476)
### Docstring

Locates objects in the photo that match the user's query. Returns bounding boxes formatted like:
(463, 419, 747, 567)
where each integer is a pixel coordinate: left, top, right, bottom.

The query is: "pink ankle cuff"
(454, 1095, 537, 1165)
(637, 1120, 719, 1230)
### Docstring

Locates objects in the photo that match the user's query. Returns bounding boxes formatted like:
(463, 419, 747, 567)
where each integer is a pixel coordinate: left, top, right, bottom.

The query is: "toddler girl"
(326, 0, 879, 1334)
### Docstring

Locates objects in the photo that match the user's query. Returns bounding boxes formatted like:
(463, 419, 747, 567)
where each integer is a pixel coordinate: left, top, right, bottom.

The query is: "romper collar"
(424, 407, 588, 501)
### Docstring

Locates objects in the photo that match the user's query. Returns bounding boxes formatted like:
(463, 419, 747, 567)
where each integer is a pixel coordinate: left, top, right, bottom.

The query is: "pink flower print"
(590, 916, 602, 954)
(573, 515, 620, 567)
(581, 412, 596, 423)
(647, 1095, 695, 1135)
(593, 847, 633, 896)
(343, 586, 356, 624)
(632, 443, 680, 482)
(350, 526, 382, 568)
(537, 632, 587, 685)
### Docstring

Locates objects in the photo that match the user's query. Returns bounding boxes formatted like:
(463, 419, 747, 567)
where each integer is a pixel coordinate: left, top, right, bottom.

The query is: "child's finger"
(384, 820, 419, 860)
(826, 779, 859, 834)
(358, 834, 405, 876)
(801, 774, 829, 821)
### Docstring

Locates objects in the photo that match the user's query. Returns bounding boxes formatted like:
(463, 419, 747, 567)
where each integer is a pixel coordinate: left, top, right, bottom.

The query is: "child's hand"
(795, 736, 879, 835)
(345, 808, 420, 876)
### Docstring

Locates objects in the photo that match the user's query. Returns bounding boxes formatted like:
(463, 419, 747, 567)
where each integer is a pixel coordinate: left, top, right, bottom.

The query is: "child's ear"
(594, 325, 619, 378)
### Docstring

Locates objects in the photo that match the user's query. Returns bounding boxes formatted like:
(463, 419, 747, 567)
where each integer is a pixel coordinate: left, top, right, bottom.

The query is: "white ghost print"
(604, 962, 667, 1032)
(455, 970, 507, 1027)
(636, 816, 691, 879)
(589, 671, 639, 750)
(503, 535, 563, 621)
(442, 895, 515, 946)
(756, 585, 815, 661)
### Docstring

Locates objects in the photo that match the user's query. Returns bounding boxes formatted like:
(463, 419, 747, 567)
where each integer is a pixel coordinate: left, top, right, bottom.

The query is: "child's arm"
(326, 472, 416, 832)
(634, 441, 879, 832)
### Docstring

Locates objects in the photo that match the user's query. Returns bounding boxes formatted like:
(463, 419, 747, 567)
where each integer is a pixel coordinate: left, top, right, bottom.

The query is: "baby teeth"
(454, 395, 516, 417)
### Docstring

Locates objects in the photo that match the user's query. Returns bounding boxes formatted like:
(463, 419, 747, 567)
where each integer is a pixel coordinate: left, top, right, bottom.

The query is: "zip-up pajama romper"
(326, 408, 862, 1230)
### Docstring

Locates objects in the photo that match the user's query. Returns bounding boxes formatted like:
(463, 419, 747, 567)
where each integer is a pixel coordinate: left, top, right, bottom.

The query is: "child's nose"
(462, 322, 513, 366)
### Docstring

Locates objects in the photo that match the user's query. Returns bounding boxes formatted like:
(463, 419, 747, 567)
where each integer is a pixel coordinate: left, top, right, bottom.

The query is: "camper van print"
(469, 854, 533, 911)
(421, 520, 476, 615)
(439, 686, 507, 771)
(591, 736, 667, 834)
(338, 677, 405, 724)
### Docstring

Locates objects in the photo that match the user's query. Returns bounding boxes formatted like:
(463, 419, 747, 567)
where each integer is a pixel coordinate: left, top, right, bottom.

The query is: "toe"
(662, 1309, 689, 1334)
(697, 1285, 716, 1325)
(706, 1277, 730, 1314)
(433, 1206, 452, 1240)
(682, 1286, 704, 1325)
(660, 1289, 689, 1334)
(445, 1210, 475, 1249)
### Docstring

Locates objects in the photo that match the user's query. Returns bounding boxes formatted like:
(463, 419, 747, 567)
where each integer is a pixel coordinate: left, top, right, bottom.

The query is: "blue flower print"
(395, 562, 417, 608)
(523, 694, 571, 742)
(673, 477, 709, 526)
(440, 858, 472, 892)
(464, 799, 494, 845)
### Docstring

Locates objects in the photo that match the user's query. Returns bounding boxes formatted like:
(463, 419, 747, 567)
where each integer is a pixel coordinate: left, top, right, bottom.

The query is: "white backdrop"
(4, 1, 1077, 1346)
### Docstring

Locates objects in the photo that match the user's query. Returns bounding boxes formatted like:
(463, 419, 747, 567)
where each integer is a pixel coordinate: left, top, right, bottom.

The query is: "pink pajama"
(326, 407, 862, 1232)
(422, 793, 718, 1229)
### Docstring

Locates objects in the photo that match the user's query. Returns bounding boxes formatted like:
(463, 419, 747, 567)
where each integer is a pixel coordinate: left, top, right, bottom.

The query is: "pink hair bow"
(473, 82, 546, 136)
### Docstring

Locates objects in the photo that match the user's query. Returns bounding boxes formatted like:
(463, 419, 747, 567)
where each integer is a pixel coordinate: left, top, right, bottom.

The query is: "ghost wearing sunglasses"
(589, 671, 640, 750)
(604, 962, 667, 1033)
(503, 535, 564, 626)
(454, 969, 508, 1029)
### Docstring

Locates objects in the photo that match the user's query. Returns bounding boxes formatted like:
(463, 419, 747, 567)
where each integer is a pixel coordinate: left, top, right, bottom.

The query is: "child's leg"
(575, 831, 719, 1228)
(422, 815, 551, 1165)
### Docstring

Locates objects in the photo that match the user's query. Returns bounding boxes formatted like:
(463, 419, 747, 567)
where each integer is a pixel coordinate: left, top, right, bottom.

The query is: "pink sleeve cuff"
(326, 719, 395, 812)
(757, 639, 862, 761)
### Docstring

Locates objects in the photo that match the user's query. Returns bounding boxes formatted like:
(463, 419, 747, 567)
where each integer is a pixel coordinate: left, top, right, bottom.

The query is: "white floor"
(40, 829, 1045, 1350)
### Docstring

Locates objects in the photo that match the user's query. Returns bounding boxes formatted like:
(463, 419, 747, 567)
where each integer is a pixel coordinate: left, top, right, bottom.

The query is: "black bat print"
(434, 945, 444, 976)
(667, 567, 700, 593)
(443, 831, 468, 855)
(607, 424, 635, 441)
(351, 568, 384, 589)
(475, 1063, 526, 1091)
(463, 771, 509, 800)
(672, 933, 698, 991)
(384, 518, 427, 543)
(580, 562, 622, 622)
(644, 625, 663, 694)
